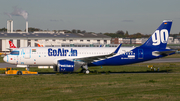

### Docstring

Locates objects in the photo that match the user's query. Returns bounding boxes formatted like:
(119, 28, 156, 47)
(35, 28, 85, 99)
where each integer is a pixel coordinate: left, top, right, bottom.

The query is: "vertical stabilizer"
(141, 20, 172, 49)
(9, 41, 16, 48)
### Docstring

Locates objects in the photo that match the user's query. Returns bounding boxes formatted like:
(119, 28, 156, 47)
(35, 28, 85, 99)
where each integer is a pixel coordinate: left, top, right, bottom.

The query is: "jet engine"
(54, 60, 82, 72)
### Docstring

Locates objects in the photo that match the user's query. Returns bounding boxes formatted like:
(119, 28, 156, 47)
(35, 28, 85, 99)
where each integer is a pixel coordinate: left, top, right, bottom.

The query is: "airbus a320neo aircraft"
(3, 20, 175, 73)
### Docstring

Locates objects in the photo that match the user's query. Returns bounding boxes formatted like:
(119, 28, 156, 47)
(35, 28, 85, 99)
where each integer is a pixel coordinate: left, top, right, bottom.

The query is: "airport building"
(111, 38, 148, 44)
(0, 20, 111, 52)
(0, 32, 111, 52)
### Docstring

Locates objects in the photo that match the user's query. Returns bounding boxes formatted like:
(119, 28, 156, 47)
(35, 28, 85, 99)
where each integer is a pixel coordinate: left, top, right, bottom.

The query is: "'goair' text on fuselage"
(48, 48, 77, 56)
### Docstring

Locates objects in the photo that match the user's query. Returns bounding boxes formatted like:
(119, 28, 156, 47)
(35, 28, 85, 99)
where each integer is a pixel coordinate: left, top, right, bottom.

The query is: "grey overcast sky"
(0, 0, 180, 34)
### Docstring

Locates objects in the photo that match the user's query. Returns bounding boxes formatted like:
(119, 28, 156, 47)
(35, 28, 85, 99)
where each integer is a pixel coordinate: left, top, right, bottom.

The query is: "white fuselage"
(4, 47, 134, 66)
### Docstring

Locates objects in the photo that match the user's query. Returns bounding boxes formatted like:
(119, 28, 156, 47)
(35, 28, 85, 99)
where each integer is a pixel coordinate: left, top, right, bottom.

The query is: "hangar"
(0, 32, 111, 52)
(0, 20, 111, 52)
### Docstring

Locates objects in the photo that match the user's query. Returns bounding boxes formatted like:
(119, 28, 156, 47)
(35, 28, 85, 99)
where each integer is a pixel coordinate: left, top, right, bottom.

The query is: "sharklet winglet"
(113, 43, 122, 54)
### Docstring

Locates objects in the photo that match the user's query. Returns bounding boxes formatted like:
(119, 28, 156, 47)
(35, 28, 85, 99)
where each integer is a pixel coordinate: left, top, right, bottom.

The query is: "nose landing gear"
(81, 65, 90, 74)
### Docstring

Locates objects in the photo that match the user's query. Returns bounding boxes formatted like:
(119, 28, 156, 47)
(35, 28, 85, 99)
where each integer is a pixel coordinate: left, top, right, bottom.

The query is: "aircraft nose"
(3, 56, 7, 62)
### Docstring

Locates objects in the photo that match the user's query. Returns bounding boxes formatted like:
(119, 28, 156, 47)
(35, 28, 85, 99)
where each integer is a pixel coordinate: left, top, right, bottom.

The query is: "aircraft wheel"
(17, 71, 22, 75)
(53, 65, 57, 72)
(83, 70, 89, 74)
(82, 69, 86, 73)
(81, 69, 90, 74)
(85, 70, 90, 74)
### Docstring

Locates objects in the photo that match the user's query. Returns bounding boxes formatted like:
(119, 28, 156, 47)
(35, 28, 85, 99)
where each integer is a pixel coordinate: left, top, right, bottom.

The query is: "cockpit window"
(10, 51, 19, 55)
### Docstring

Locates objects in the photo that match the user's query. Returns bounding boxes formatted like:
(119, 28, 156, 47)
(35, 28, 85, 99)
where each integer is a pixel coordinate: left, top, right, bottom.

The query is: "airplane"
(0, 41, 16, 56)
(1, 41, 43, 56)
(9, 40, 44, 48)
(5, 41, 17, 52)
(35, 41, 44, 47)
(8, 41, 45, 68)
(3, 20, 175, 74)
(37, 44, 44, 47)
(9, 41, 17, 48)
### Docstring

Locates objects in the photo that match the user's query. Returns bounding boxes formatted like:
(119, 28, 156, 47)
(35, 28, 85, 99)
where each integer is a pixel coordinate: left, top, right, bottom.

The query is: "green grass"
(0, 57, 4, 63)
(0, 54, 180, 100)
(0, 73, 180, 101)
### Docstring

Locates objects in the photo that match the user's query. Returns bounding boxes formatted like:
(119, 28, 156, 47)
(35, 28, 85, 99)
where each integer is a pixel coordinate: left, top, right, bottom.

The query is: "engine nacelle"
(57, 60, 81, 72)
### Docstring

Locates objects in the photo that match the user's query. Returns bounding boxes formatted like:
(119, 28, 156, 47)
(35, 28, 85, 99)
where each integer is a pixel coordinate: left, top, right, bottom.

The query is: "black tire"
(83, 70, 86, 74)
(80, 69, 84, 73)
(17, 71, 22, 75)
(53, 65, 57, 72)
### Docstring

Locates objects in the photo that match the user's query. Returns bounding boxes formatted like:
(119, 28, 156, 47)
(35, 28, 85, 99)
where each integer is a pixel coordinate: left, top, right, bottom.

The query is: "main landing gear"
(81, 65, 90, 74)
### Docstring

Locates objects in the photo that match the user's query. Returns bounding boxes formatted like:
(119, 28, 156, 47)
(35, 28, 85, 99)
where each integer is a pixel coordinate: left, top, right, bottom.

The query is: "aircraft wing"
(74, 44, 122, 63)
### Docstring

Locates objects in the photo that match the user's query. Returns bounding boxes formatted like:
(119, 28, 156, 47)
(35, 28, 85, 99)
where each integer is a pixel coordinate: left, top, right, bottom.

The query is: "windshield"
(10, 51, 19, 55)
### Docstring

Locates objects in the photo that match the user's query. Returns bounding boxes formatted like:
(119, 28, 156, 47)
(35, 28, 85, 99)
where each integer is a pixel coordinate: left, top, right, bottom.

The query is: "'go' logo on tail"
(152, 29, 168, 46)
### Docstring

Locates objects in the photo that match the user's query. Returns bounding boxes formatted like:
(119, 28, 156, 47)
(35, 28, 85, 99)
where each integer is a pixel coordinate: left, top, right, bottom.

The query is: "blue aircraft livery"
(121, 51, 136, 59)
(48, 48, 77, 56)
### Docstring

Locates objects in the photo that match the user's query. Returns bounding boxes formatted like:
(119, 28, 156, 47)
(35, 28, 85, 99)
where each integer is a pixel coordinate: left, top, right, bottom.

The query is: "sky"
(0, 0, 180, 34)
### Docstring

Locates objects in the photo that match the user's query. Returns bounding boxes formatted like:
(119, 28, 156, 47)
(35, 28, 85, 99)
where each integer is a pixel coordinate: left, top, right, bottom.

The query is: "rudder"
(141, 20, 172, 49)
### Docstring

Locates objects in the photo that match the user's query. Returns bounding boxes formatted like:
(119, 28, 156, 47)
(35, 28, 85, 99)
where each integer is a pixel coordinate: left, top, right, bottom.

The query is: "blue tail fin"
(141, 20, 172, 49)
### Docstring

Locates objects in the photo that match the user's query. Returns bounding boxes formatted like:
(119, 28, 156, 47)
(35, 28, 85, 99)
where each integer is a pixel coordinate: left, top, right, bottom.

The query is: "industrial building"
(111, 38, 148, 45)
(0, 20, 111, 52)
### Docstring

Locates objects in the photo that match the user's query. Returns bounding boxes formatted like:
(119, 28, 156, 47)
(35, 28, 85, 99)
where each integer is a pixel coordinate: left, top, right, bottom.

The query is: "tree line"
(104, 30, 151, 38)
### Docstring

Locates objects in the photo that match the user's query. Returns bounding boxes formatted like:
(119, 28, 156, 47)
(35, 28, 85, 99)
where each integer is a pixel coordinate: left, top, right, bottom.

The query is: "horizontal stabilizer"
(6, 48, 14, 51)
(153, 50, 176, 56)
